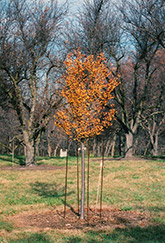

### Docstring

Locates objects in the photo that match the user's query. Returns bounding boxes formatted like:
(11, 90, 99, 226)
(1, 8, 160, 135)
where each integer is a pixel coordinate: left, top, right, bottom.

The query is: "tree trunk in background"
(0, 0, 65, 166)
(97, 142, 101, 157)
(151, 133, 158, 156)
(125, 132, 133, 158)
(48, 138, 52, 157)
(35, 142, 40, 157)
(111, 134, 116, 157)
(118, 132, 122, 156)
(12, 140, 14, 164)
(80, 142, 85, 220)
(104, 139, 111, 156)
(34, 138, 40, 163)
(54, 140, 62, 157)
(93, 138, 97, 156)
(24, 146, 26, 156)
(25, 141, 35, 166)
(54, 148, 57, 157)
(23, 131, 35, 166)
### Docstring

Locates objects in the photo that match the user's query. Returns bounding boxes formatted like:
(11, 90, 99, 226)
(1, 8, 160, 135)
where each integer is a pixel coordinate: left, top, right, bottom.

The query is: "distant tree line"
(0, 0, 164, 165)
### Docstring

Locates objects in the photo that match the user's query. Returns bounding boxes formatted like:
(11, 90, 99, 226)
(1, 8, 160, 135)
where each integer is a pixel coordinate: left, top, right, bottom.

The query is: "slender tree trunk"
(35, 141, 40, 157)
(54, 149, 57, 157)
(76, 142, 80, 215)
(12, 140, 14, 164)
(118, 132, 122, 156)
(100, 138, 104, 218)
(111, 134, 116, 157)
(54, 145, 59, 157)
(97, 142, 101, 157)
(80, 142, 85, 220)
(54, 140, 61, 157)
(87, 140, 90, 220)
(64, 139, 69, 218)
(144, 140, 150, 156)
(48, 138, 52, 157)
(23, 146, 26, 156)
(104, 139, 111, 156)
(93, 138, 97, 156)
(125, 132, 133, 158)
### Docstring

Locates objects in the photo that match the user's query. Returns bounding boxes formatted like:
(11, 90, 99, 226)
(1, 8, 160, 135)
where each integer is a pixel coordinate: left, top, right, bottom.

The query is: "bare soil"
(8, 208, 153, 231)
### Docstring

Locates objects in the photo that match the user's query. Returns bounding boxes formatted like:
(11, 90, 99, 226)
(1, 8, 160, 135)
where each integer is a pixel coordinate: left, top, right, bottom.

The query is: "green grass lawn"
(0, 154, 164, 242)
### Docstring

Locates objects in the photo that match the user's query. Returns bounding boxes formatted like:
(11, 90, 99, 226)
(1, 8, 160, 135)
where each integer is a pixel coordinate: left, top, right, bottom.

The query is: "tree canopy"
(55, 50, 118, 140)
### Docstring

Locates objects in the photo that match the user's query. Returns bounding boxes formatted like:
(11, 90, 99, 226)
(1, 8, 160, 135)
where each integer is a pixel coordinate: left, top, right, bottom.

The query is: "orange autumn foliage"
(55, 50, 119, 140)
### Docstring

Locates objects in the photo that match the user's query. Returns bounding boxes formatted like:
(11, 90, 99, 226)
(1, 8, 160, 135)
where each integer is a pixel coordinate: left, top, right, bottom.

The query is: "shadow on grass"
(0, 220, 14, 232)
(31, 181, 77, 215)
(65, 225, 165, 243)
(15, 155, 26, 165)
(7, 233, 53, 243)
(0, 154, 25, 165)
(147, 206, 165, 213)
(2, 225, 165, 243)
(0, 154, 63, 166)
(36, 156, 67, 166)
(31, 181, 74, 202)
(31, 181, 67, 198)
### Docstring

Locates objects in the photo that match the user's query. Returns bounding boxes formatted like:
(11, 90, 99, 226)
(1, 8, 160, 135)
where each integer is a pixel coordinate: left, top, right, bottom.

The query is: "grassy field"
(0, 154, 164, 242)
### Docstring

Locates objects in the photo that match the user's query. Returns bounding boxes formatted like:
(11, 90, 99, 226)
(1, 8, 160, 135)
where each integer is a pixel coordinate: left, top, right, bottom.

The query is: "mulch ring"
(8, 208, 153, 230)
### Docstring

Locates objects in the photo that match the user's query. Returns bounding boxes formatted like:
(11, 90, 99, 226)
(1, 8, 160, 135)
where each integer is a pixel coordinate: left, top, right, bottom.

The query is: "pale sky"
(58, 0, 84, 13)
(40, 0, 84, 13)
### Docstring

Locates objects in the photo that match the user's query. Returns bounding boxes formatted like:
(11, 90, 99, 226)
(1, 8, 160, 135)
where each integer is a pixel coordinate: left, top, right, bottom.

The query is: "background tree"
(0, 0, 68, 165)
(140, 50, 165, 156)
(63, 0, 164, 157)
(0, 0, 164, 160)
(0, 107, 23, 156)
(119, 0, 165, 48)
(114, 0, 165, 157)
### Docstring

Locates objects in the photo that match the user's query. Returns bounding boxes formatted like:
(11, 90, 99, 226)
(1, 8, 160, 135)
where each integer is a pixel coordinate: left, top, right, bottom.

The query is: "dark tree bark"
(0, 0, 68, 165)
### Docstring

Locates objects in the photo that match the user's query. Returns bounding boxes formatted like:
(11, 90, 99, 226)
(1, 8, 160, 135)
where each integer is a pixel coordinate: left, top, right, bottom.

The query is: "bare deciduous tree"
(0, 0, 68, 165)
(69, 0, 164, 157)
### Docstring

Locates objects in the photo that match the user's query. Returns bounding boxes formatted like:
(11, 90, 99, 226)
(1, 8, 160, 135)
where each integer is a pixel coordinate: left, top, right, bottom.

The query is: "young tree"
(55, 49, 118, 219)
(0, 0, 68, 165)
